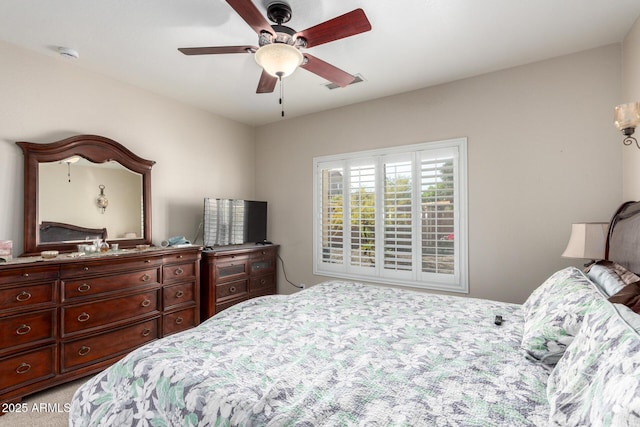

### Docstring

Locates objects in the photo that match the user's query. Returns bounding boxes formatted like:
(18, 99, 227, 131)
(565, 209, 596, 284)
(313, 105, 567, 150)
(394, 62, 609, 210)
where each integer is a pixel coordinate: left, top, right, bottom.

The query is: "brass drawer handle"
(229, 286, 237, 293)
(175, 316, 184, 325)
(260, 279, 266, 285)
(141, 299, 151, 307)
(175, 290, 184, 298)
(16, 291, 32, 302)
(174, 267, 184, 276)
(77, 312, 90, 322)
(78, 346, 91, 356)
(142, 328, 151, 337)
(16, 324, 31, 335)
(16, 362, 31, 374)
(145, 259, 151, 263)
(177, 255, 183, 259)
(22, 273, 29, 278)
(82, 266, 89, 271)
(141, 274, 151, 282)
(78, 283, 91, 292)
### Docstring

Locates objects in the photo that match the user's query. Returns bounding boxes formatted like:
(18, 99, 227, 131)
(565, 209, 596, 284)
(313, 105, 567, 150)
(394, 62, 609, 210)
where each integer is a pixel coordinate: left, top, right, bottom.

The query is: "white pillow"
(585, 260, 640, 296)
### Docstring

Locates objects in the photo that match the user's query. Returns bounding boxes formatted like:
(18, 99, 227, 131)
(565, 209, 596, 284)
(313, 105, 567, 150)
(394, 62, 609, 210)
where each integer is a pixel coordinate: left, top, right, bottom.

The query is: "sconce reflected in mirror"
(614, 102, 640, 149)
(97, 184, 108, 214)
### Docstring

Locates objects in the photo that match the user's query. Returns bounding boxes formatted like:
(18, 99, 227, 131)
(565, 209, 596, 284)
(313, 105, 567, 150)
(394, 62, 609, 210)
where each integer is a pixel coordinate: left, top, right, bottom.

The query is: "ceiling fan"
(178, 0, 372, 94)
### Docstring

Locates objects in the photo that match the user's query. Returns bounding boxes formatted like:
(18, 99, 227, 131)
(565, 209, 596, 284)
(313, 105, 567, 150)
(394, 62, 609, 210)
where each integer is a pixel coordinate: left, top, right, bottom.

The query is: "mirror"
(17, 135, 155, 256)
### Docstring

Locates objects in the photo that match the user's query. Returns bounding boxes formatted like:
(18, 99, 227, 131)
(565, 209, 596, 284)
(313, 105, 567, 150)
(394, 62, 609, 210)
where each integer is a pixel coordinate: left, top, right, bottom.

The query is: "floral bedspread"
(69, 281, 550, 426)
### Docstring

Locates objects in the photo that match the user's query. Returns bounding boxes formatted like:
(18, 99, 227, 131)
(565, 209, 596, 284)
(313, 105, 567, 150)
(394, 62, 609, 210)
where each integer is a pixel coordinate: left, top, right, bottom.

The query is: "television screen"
(203, 198, 267, 247)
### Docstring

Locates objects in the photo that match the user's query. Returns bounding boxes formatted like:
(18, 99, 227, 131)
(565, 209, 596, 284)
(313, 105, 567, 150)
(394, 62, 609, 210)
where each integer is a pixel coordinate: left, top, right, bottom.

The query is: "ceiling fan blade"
(295, 9, 371, 48)
(178, 46, 256, 55)
(300, 54, 355, 88)
(226, 0, 275, 36)
(257, 70, 277, 93)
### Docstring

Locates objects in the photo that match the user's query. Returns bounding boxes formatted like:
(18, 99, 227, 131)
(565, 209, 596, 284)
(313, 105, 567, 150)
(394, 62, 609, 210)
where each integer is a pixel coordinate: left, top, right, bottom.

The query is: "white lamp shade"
(614, 102, 640, 130)
(255, 43, 303, 78)
(561, 222, 608, 259)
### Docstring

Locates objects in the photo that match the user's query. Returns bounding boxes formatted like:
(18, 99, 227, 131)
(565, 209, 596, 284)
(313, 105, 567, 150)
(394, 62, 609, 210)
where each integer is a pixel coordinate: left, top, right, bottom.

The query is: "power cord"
(277, 253, 304, 289)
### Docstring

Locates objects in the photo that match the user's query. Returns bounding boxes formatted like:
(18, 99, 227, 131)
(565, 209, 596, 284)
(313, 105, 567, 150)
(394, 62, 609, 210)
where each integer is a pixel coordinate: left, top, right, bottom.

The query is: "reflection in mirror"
(38, 159, 143, 243)
(17, 134, 155, 256)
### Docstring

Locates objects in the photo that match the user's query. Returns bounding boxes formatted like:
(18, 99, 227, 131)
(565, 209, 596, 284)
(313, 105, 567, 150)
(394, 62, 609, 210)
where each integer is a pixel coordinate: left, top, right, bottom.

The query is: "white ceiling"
(1, 0, 639, 126)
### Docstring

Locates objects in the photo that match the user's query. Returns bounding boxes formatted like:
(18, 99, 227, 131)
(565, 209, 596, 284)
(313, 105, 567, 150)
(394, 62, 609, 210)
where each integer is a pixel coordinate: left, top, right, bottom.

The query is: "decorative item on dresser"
(200, 244, 279, 320)
(0, 246, 201, 407)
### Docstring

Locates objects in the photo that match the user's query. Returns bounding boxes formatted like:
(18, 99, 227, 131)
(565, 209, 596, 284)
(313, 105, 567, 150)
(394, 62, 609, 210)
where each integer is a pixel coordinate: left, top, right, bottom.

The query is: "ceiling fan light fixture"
(255, 43, 303, 78)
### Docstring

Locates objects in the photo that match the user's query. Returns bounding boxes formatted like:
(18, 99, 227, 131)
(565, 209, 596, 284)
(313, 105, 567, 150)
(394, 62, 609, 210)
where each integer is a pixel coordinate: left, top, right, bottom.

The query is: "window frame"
(313, 137, 468, 293)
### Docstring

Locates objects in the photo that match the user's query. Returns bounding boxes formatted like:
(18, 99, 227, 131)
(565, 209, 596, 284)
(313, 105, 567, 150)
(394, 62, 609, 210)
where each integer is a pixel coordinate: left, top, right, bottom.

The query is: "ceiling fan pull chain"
(279, 74, 285, 117)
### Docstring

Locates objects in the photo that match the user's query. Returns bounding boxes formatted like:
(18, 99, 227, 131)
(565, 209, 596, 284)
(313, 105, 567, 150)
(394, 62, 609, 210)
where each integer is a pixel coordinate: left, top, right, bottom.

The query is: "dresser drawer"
(163, 307, 196, 336)
(250, 273, 276, 295)
(0, 266, 58, 286)
(0, 346, 55, 392)
(163, 250, 200, 265)
(163, 262, 196, 285)
(251, 247, 278, 261)
(214, 255, 249, 282)
(62, 267, 160, 300)
(216, 279, 248, 302)
(62, 289, 160, 336)
(0, 309, 55, 353)
(60, 256, 162, 278)
(61, 318, 159, 372)
(0, 282, 56, 312)
(163, 282, 196, 310)
(215, 297, 247, 314)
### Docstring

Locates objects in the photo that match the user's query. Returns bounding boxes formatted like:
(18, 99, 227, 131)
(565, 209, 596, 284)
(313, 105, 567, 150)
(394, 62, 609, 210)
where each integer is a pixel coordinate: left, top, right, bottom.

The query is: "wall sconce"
(97, 184, 108, 214)
(614, 102, 640, 149)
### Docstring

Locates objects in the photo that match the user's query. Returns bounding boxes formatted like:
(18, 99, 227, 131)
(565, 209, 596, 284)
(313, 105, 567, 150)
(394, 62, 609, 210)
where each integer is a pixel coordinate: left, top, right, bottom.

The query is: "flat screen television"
(203, 198, 267, 247)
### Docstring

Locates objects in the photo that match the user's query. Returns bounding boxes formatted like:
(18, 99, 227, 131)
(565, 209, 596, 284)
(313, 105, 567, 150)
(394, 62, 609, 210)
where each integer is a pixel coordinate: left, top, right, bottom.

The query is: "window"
(313, 138, 468, 293)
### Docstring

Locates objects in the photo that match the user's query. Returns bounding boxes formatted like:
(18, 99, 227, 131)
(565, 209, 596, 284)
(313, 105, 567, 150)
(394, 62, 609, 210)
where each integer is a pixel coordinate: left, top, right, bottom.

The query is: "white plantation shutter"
(314, 138, 467, 293)
(349, 163, 376, 270)
(383, 158, 413, 276)
(319, 165, 344, 268)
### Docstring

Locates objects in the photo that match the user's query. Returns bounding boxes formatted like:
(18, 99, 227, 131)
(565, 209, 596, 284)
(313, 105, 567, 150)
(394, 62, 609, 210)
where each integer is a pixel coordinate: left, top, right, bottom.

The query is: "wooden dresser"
(200, 244, 278, 320)
(0, 246, 201, 406)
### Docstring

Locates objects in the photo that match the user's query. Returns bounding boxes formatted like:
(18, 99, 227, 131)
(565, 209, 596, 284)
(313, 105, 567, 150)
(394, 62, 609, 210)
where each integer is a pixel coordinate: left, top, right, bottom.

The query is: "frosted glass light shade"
(255, 43, 303, 78)
(561, 222, 608, 259)
(614, 102, 640, 131)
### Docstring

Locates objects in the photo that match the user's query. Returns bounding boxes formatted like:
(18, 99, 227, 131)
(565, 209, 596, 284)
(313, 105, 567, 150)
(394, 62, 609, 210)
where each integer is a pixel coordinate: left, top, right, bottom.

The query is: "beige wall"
(622, 16, 640, 200)
(0, 41, 256, 253)
(256, 45, 623, 304)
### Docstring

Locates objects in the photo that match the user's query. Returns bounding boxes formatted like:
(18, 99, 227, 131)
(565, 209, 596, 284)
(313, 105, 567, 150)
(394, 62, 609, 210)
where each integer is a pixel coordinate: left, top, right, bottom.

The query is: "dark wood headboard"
(39, 221, 108, 243)
(606, 201, 640, 274)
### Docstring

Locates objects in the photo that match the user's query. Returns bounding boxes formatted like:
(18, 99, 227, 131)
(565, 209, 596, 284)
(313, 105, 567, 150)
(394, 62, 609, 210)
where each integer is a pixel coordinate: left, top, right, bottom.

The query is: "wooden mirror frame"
(17, 134, 155, 256)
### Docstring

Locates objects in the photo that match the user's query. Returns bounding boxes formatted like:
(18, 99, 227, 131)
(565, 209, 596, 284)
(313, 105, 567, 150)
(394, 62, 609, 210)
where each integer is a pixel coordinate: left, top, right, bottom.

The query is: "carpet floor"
(0, 377, 88, 427)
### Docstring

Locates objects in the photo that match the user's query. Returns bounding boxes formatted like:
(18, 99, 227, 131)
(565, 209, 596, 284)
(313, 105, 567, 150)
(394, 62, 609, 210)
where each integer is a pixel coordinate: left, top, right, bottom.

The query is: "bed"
(69, 203, 640, 426)
(39, 221, 107, 243)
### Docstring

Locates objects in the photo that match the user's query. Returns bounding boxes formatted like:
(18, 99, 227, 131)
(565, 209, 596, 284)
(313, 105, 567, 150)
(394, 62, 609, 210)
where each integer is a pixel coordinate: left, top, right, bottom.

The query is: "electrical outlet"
(299, 283, 306, 289)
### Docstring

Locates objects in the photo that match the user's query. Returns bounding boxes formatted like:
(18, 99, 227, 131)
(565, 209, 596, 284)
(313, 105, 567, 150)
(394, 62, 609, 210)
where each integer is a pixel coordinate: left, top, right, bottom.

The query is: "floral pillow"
(521, 267, 603, 364)
(547, 299, 640, 426)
